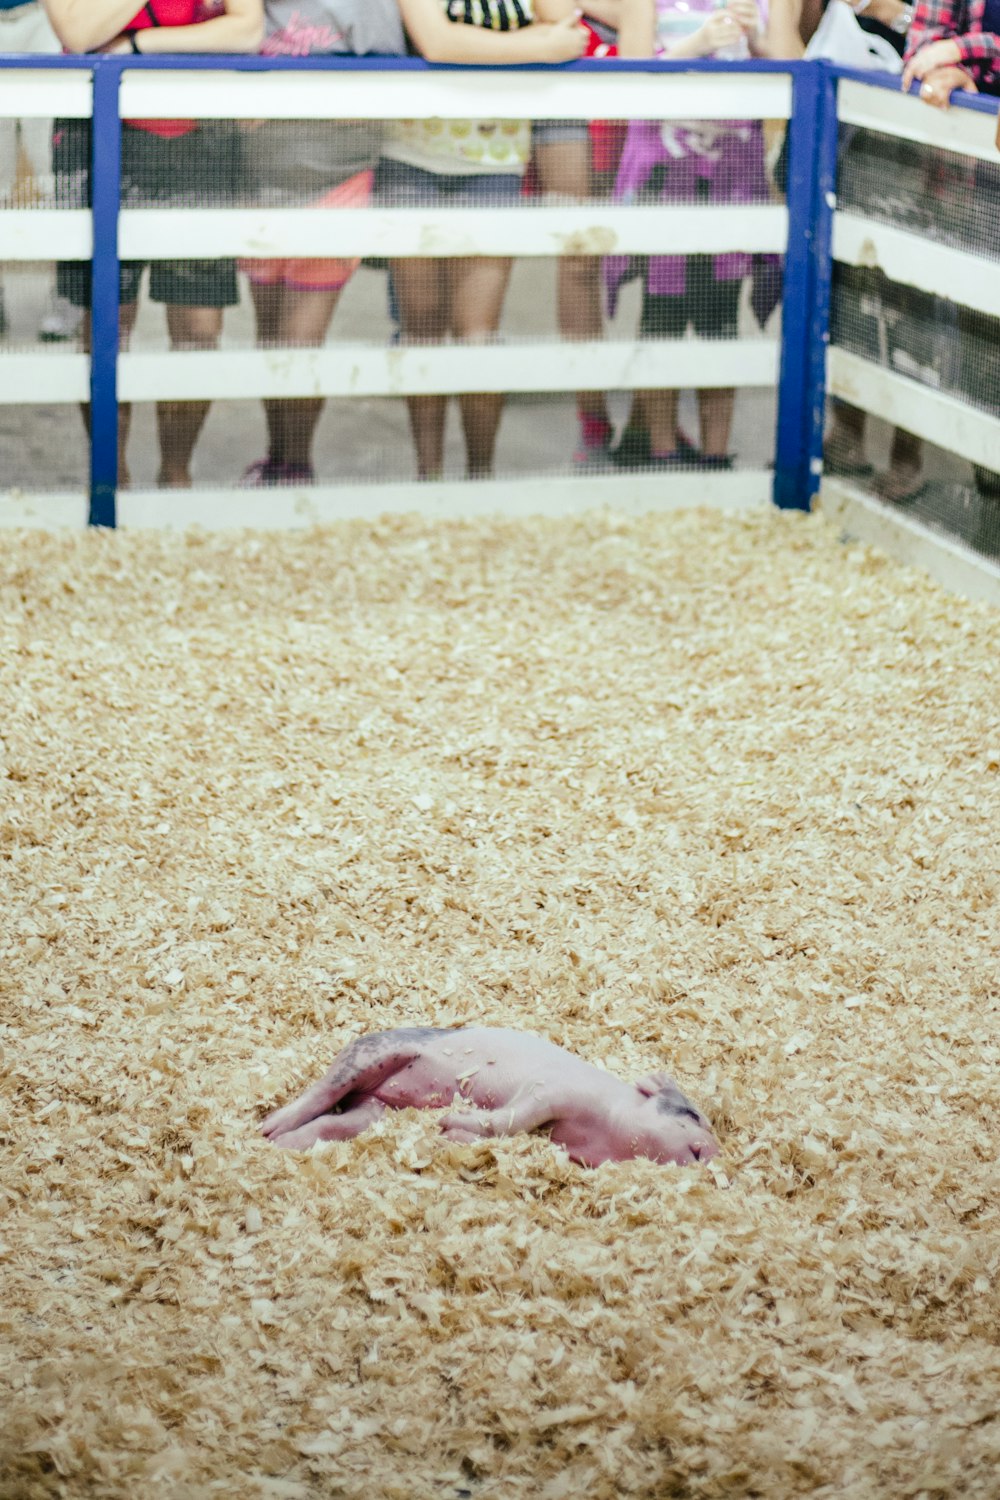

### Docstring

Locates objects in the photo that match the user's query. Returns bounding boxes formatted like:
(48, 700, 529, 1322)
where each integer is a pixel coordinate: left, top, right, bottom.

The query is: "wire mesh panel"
(0, 61, 798, 522)
(836, 122, 1000, 262)
(109, 82, 788, 505)
(0, 66, 90, 516)
(825, 91, 1000, 570)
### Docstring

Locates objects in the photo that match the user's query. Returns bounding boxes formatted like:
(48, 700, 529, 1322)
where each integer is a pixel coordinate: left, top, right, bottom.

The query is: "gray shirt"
(253, 0, 407, 201)
(261, 0, 406, 57)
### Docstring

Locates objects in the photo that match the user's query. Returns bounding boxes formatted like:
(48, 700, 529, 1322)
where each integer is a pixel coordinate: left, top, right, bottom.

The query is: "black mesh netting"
(826, 120, 1000, 564)
(827, 265, 1000, 561)
(2, 115, 784, 490)
(837, 123, 1000, 265)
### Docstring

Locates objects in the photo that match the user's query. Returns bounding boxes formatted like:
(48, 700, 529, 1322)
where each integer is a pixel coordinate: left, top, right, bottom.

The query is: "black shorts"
(53, 118, 242, 310)
(640, 258, 742, 341)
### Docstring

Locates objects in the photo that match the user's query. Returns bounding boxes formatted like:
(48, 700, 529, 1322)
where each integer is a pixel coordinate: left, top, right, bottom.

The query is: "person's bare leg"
(449, 255, 513, 479)
(697, 387, 735, 458)
(249, 282, 284, 462)
(393, 257, 450, 479)
(157, 304, 223, 488)
(825, 399, 869, 473)
(643, 388, 680, 456)
(265, 285, 342, 470)
(881, 426, 924, 503)
(271, 1097, 387, 1150)
(80, 303, 138, 487)
(533, 137, 609, 437)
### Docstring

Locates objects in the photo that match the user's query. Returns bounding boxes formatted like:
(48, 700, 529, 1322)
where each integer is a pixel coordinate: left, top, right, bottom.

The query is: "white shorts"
(0, 3, 62, 197)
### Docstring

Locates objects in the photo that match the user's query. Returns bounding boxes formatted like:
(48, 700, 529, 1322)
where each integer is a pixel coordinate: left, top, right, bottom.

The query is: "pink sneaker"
(573, 415, 614, 469)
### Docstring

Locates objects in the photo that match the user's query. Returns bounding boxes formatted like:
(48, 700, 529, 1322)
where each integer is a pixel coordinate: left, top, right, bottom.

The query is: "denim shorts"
(374, 157, 523, 208)
(532, 119, 589, 149)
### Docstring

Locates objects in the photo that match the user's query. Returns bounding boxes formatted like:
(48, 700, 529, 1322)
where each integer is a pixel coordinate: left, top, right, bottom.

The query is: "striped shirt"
(445, 0, 531, 27)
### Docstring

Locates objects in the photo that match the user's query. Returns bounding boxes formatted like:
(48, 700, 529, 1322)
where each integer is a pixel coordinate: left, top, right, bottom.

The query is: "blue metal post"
(773, 62, 838, 511)
(88, 60, 123, 528)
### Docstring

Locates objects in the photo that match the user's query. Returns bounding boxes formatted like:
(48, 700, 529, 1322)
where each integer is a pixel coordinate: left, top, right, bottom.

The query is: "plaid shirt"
(906, 0, 1000, 91)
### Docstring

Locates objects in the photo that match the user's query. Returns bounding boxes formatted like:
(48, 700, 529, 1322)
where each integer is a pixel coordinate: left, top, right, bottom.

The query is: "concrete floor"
(0, 258, 778, 493)
(2, 258, 995, 566)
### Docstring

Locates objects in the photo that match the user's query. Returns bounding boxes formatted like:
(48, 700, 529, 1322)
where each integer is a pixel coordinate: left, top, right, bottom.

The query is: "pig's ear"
(634, 1071, 674, 1097)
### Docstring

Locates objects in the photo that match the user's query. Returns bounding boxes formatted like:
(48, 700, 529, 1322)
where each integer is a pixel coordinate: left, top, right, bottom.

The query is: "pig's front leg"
(440, 1095, 555, 1144)
(261, 1031, 426, 1140)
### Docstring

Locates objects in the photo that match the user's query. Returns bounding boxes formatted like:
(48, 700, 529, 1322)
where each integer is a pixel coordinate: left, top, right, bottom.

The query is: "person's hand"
(901, 37, 963, 91)
(856, 0, 909, 26)
(533, 12, 589, 61)
(690, 8, 745, 54)
(911, 62, 978, 108)
(726, 0, 763, 36)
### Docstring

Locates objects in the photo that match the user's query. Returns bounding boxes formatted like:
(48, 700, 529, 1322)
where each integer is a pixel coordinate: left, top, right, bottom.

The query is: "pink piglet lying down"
(262, 1025, 720, 1168)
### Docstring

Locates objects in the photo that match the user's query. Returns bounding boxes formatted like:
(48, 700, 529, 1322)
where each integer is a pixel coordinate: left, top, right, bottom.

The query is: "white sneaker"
(38, 296, 82, 343)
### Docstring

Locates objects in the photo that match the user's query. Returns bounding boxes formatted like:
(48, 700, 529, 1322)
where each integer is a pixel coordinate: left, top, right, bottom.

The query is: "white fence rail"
(823, 73, 1000, 598)
(0, 59, 790, 508)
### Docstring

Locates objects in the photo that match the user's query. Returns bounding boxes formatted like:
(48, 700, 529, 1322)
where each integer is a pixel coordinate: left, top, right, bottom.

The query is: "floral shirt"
(383, 0, 533, 174)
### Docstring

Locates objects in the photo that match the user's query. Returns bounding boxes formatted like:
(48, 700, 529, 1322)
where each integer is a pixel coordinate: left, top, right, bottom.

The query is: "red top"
(128, 0, 201, 28)
(127, 0, 202, 136)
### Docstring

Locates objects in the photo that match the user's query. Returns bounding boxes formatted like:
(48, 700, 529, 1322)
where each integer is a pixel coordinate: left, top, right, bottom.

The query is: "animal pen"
(1, 52, 999, 1500)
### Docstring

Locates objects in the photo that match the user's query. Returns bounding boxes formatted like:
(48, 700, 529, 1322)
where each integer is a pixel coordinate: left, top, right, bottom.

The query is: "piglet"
(261, 1026, 719, 1167)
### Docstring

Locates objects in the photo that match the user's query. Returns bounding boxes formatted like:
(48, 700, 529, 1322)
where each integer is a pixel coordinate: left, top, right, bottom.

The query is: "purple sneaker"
(240, 458, 316, 488)
(276, 462, 316, 487)
(240, 457, 284, 488)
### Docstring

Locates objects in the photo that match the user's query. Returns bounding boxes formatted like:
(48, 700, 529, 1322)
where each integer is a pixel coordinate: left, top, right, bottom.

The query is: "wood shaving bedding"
(1, 508, 998, 1499)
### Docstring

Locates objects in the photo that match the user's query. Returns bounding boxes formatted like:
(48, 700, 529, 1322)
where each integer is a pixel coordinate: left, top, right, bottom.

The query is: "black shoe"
(644, 449, 698, 469)
(610, 426, 651, 467)
(611, 427, 700, 468)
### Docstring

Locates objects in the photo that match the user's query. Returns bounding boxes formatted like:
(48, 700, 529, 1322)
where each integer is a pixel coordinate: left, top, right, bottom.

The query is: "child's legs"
(638, 284, 685, 455)
(393, 256, 450, 479)
(79, 300, 139, 486)
(19, 117, 54, 193)
(0, 122, 19, 203)
(533, 130, 607, 423)
(643, 390, 680, 455)
(252, 282, 343, 469)
(688, 260, 741, 458)
(696, 389, 735, 458)
(448, 254, 513, 478)
(828, 400, 867, 451)
(250, 281, 283, 346)
(158, 303, 224, 488)
(149, 252, 237, 487)
(249, 282, 286, 465)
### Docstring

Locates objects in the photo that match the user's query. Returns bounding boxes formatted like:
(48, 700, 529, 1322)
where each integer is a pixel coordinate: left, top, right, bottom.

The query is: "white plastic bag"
(804, 0, 902, 73)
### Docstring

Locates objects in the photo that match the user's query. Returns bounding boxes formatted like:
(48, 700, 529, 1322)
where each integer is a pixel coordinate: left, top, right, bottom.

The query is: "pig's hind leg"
(261, 1028, 443, 1140)
(270, 1097, 386, 1151)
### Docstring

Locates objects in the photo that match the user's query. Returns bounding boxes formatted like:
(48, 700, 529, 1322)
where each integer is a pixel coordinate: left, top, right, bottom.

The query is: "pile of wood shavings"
(1, 508, 998, 1500)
